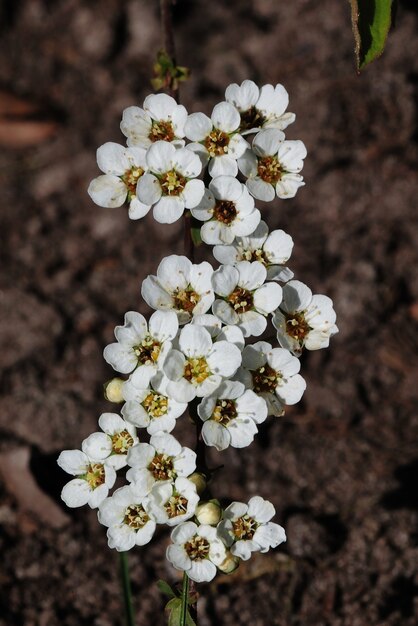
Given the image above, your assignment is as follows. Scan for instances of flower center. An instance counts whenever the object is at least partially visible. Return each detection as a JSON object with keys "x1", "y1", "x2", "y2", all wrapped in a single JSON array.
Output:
[
  {"x1": 122, "y1": 167, "x2": 144, "y2": 198},
  {"x1": 164, "y1": 493, "x2": 189, "y2": 519},
  {"x1": 285, "y1": 311, "x2": 311, "y2": 341},
  {"x1": 213, "y1": 200, "x2": 237, "y2": 225},
  {"x1": 242, "y1": 248, "x2": 270, "y2": 266},
  {"x1": 149, "y1": 120, "x2": 175, "y2": 143},
  {"x1": 184, "y1": 535, "x2": 210, "y2": 561},
  {"x1": 133, "y1": 336, "x2": 161, "y2": 365},
  {"x1": 84, "y1": 463, "x2": 105, "y2": 490},
  {"x1": 124, "y1": 504, "x2": 149, "y2": 529},
  {"x1": 227, "y1": 287, "x2": 254, "y2": 313},
  {"x1": 184, "y1": 357, "x2": 211, "y2": 385},
  {"x1": 160, "y1": 169, "x2": 186, "y2": 196},
  {"x1": 204, "y1": 129, "x2": 230, "y2": 157},
  {"x1": 141, "y1": 392, "x2": 169, "y2": 418},
  {"x1": 252, "y1": 364, "x2": 280, "y2": 394},
  {"x1": 148, "y1": 453, "x2": 176, "y2": 481},
  {"x1": 111, "y1": 430, "x2": 135, "y2": 454},
  {"x1": 232, "y1": 514, "x2": 259, "y2": 540},
  {"x1": 212, "y1": 399, "x2": 237, "y2": 426},
  {"x1": 257, "y1": 156, "x2": 283, "y2": 185},
  {"x1": 173, "y1": 287, "x2": 201, "y2": 313},
  {"x1": 239, "y1": 106, "x2": 266, "y2": 132}
]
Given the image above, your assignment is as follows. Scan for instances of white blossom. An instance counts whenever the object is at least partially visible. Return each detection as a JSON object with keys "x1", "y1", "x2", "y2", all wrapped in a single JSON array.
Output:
[
  {"x1": 81, "y1": 413, "x2": 138, "y2": 470},
  {"x1": 98, "y1": 485, "x2": 156, "y2": 551},
  {"x1": 236, "y1": 341, "x2": 306, "y2": 416},
  {"x1": 225, "y1": 79, "x2": 295, "y2": 134},
  {"x1": 141, "y1": 255, "x2": 214, "y2": 325},
  {"x1": 191, "y1": 314, "x2": 245, "y2": 350},
  {"x1": 57, "y1": 449, "x2": 116, "y2": 509},
  {"x1": 121, "y1": 93, "x2": 187, "y2": 148},
  {"x1": 272, "y1": 280, "x2": 338, "y2": 356},
  {"x1": 103, "y1": 310, "x2": 178, "y2": 375},
  {"x1": 217, "y1": 496, "x2": 286, "y2": 561},
  {"x1": 136, "y1": 141, "x2": 204, "y2": 224},
  {"x1": 198, "y1": 380, "x2": 267, "y2": 451},
  {"x1": 212, "y1": 261, "x2": 282, "y2": 337},
  {"x1": 191, "y1": 176, "x2": 260, "y2": 245},
  {"x1": 163, "y1": 325, "x2": 242, "y2": 403},
  {"x1": 213, "y1": 220, "x2": 294, "y2": 282},
  {"x1": 146, "y1": 477, "x2": 199, "y2": 526},
  {"x1": 185, "y1": 102, "x2": 248, "y2": 177},
  {"x1": 87, "y1": 142, "x2": 151, "y2": 219},
  {"x1": 238, "y1": 129, "x2": 306, "y2": 201},
  {"x1": 166, "y1": 521, "x2": 227, "y2": 582}
]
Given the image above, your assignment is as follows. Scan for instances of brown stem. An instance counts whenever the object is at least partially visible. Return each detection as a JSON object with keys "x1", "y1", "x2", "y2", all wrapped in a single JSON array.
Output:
[{"x1": 160, "y1": 0, "x2": 178, "y2": 101}]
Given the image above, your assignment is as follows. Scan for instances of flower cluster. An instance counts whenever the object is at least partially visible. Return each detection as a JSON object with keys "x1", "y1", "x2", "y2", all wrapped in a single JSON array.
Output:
[{"x1": 60, "y1": 80, "x2": 338, "y2": 584}]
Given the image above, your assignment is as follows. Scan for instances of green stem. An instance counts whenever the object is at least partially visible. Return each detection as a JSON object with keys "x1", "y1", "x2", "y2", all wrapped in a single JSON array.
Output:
[
  {"x1": 119, "y1": 552, "x2": 136, "y2": 626},
  {"x1": 180, "y1": 571, "x2": 190, "y2": 626}
]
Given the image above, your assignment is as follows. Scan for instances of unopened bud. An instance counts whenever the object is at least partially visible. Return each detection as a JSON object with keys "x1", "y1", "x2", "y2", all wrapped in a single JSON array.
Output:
[
  {"x1": 187, "y1": 473, "x2": 207, "y2": 495},
  {"x1": 104, "y1": 378, "x2": 125, "y2": 403},
  {"x1": 195, "y1": 501, "x2": 222, "y2": 526},
  {"x1": 217, "y1": 551, "x2": 240, "y2": 574}
]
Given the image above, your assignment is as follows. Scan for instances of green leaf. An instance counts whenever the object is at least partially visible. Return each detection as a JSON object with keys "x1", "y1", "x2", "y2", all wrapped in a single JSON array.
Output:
[
  {"x1": 166, "y1": 598, "x2": 182, "y2": 626},
  {"x1": 157, "y1": 579, "x2": 177, "y2": 600},
  {"x1": 350, "y1": 0, "x2": 395, "y2": 71},
  {"x1": 185, "y1": 609, "x2": 197, "y2": 626}
]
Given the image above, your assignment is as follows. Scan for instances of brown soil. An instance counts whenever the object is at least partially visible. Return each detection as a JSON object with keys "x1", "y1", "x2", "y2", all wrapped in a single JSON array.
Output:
[{"x1": 1, "y1": 1, "x2": 418, "y2": 625}]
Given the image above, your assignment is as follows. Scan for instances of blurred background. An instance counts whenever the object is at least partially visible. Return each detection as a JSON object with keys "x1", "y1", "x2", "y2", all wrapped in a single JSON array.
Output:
[{"x1": 1, "y1": 1, "x2": 418, "y2": 624}]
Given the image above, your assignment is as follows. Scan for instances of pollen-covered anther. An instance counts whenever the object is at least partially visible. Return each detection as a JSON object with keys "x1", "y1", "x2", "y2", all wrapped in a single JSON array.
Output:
[
  {"x1": 227, "y1": 287, "x2": 254, "y2": 313},
  {"x1": 160, "y1": 169, "x2": 187, "y2": 196},
  {"x1": 122, "y1": 167, "x2": 144, "y2": 197},
  {"x1": 257, "y1": 155, "x2": 283, "y2": 185},
  {"x1": 204, "y1": 129, "x2": 230, "y2": 158},
  {"x1": 213, "y1": 200, "x2": 237, "y2": 225},
  {"x1": 252, "y1": 364, "x2": 280, "y2": 394},
  {"x1": 148, "y1": 453, "x2": 176, "y2": 481},
  {"x1": 84, "y1": 463, "x2": 106, "y2": 490},
  {"x1": 184, "y1": 535, "x2": 210, "y2": 561},
  {"x1": 133, "y1": 336, "x2": 161, "y2": 365},
  {"x1": 285, "y1": 311, "x2": 312, "y2": 341},
  {"x1": 173, "y1": 287, "x2": 201, "y2": 313},
  {"x1": 111, "y1": 430, "x2": 135, "y2": 454},
  {"x1": 232, "y1": 514, "x2": 259, "y2": 540},
  {"x1": 243, "y1": 248, "x2": 269, "y2": 265},
  {"x1": 184, "y1": 357, "x2": 211, "y2": 385},
  {"x1": 141, "y1": 392, "x2": 169, "y2": 418},
  {"x1": 123, "y1": 504, "x2": 150, "y2": 529},
  {"x1": 164, "y1": 494, "x2": 189, "y2": 519},
  {"x1": 149, "y1": 120, "x2": 175, "y2": 143},
  {"x1": 212, "y1": 399, "x2": 237, "y2": 426},
  {"x1": 239, "y1": 106, "x2": 266, "y2": 131}
]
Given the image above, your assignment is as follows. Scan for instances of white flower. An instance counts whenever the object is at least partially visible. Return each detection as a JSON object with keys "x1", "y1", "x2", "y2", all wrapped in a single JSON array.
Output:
[
  {"x1": 238, "y1": 129, "x2": 306, "y2": 201},
  {"x1": 121, "y1": 93, "x2": 187, "y2": 148},
  {"x1": 81, "y1": 413, "x2": 139, "y2": 470},
  {"x1": 141, "y1": 255, "x2": 214, "y2": 325},
  {"x1": 225, "y1": 79, "x2": 295, "y2": 134},
  {"x1": 103, "y1": 310, "x2": 178, "y2": 375},
  {"x1": 198, "y1": 380, "x2": 267, "y2": 451},
  {"x1": 57, "y1": 449, "x2": 116, "y2": 508},
  {"x1": 217, "y1": 496, "x2": 286, "y2": 561},
  {"x1": 272, "y1": 280, "x2": 338, "y2": 356},
  {"x1": 191, "y1": 176, "x2": 260, "y2": 245},
  {"x1": 146, "y1": 477, "x2": 199, "y2": 526},
  {"x1": 191, "y1": 314, "x2": 245, "y2": 350},
  {"x1": 163, "y1": 325, "x2": 242, "y2": 403},
  {"x1": 166, "y1": 521, "x2": 227, "y2": 582},
  {"x1": 213, "y1": 220, "x2": 294, "y2": 282},
  {"x1": 212, "y1": 261, "x2": 282, "y2": 337},
  {"x1": 184, "y1": 102, "x2": 248, "y2": 177},
  {"x1": 126, "y1": 432, "x2": 196, "y2": 492},
  {"x1": 136, "y1": 141, "x2": 204, "y2": 224},
  {"x1": 236, "y1": 341, "x2": 306, "y2": 416},
  {"x1": 122, "y1": 369, "x2": 187, "y2": 435},
  {"x1": 87, "y1": 142, "x2": 151, "y2": 220},
  {"x1": 98, "y1": 485, "x2": 156, "y2": 551}
]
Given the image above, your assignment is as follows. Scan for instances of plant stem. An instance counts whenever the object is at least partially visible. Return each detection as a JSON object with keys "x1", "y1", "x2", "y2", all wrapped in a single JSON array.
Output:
[
  {"x1": 119, "y1": 552, "x2": 136, "y2": 626},
  {"x1": 180, "y1": 571, "x2": 190, "y2": 625},
  {"x1": 160, "y1": 0, "x2": 178, "y2": 100}
]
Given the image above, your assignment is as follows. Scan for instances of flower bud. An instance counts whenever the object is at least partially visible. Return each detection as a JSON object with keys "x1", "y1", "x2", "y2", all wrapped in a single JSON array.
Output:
[
  {"x1": 104, "y1": 378, "x2": 125, "y2": 403},
  {"x1": 187, "y1": 472, "x2": 207, "y2": 495},
  {"x1": 217, "y1": 551, "x2": 240, "y2": 574},
  {"x1": 195, "y1": 501, "x2": 222, "y2": 526}
]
